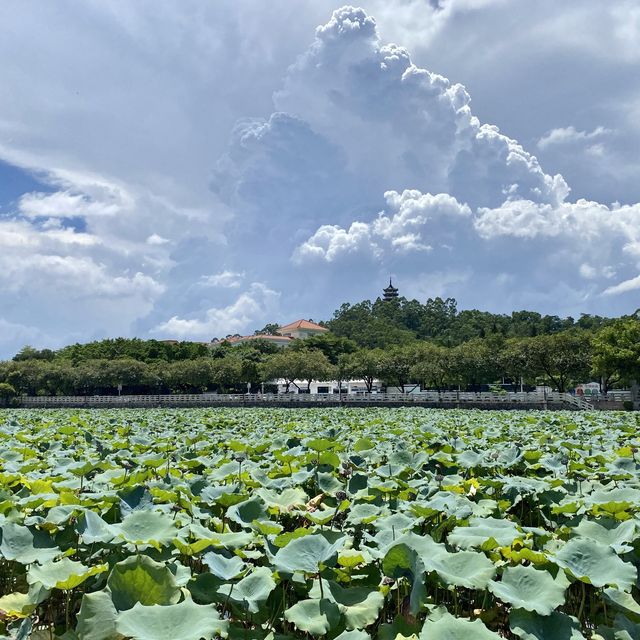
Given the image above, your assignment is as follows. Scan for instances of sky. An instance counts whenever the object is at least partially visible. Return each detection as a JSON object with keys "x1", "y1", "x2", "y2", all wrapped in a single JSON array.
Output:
[{"x1": 1, "y1": 0, "x2": 640, "y2": 357}]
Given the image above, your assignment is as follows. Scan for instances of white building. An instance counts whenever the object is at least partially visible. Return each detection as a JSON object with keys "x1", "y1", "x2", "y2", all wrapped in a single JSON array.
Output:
[{"x1": 276, "y1": 379, "x2": 382, "y2": 394}]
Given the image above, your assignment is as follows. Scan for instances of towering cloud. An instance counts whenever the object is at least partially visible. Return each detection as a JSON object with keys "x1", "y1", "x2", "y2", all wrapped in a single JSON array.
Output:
[
  {"x1": 0, "y1": 3, "x2": 639, "y2": 354},
  {"x1": 213, "y1": 6, "x2": 640, "y2": 317}
]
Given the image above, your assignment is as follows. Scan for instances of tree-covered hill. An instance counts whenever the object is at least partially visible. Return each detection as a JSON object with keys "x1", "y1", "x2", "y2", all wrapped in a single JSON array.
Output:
[{"x1": 326, "y1": 296, "x2": 615, "y2": 348}]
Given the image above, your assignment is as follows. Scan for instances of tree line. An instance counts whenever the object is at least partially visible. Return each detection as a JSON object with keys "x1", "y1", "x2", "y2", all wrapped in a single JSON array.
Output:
[
  {"x1": 1, "y1": 315, "x2": 639, "y2": 398},
  {"x1": 326, "y1": 296, "x2": 612, "y2": 348}
]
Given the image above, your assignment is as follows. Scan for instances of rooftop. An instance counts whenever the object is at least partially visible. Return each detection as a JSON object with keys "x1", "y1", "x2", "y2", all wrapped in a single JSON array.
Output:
[{"x1": 278, "y1": 319, "x2": 328, "y2": 332}]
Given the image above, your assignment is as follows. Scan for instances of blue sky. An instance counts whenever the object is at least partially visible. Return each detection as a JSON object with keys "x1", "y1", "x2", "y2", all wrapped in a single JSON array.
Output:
[{"x1": 1, "y1": 1, "x2": 639, "y2": 356}]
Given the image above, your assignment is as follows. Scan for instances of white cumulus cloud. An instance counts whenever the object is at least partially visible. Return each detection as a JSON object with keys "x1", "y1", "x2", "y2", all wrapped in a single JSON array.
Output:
[
  {"x1": 603, "y1": 275, "x2": 640, "y2": 296},
  {"x1": 538, "y1": 125, "x2": 612, "y2": 150},
  {"x1": 199, "y1": 270, "x2": 245, "y2": 288},
  {"x1": 153, "y1": 283, "x2": 280, "y2": 339}
]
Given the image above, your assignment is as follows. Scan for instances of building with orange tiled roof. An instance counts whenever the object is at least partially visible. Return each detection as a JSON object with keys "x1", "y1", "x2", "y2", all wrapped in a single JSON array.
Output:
[
  {"x1": 210, "y1": 319, "x2": 328, "y2": 348},
  {"x1": 278, "y1": 319, "x2": 329, "y2": 340}
]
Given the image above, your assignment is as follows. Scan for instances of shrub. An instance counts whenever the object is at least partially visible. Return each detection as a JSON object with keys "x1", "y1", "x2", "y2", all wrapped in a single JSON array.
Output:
[{"x1": 0, "y1": 382, "x2": 17, "y2": 406}]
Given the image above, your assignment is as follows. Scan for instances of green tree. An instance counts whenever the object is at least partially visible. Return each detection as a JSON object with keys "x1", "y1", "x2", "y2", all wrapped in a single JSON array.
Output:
[
  {"x1": 592, "y1": 319, "x2": 640, "y2": 392},
  {"x1": 499, "y1": 338, "x2": 537, "y2": 389},
  {"x1": 211, "y1": 357, "x2": 244, "y2": 391},
  {"x1": 377, "y1": 345, "x2": 416, "y2": 391},
  {"x1": 260, "y1": 349, "x2": 333, "y2": 393},
  {"x1": 254, "y1": 323, "x2": 282, "y2": 336},
  {"x1": 448, "y1": 338, "x2": 501, "y2": 390},
  {"x1": 290, "y1": 332, "x2": 357, "y2": 364},
  {"x1": 260, "y1": 350, "x2": 305, "y2": 393},
  {"x1": 105, "y1": 359, "x2": 157, "y2": 393},
  {"x1": 524, "y1": 332, "x2": 592, "y2": 392},
  {"x1": 0, "y1": 382, "x2": 17, "y2": 406},
  {"x1": 161, "y1": 359, "x2": 214, "y2": 393},
  {"x1": 5, "y1": 360, "x2": 51, "y2": 395},
  {"x1": 341, "y1": 349, "x2": 384, "y2": 393},
  {"x1": 13, "y1": 346, "x2": 56, "y2": 361},
  {"x1": 410, "y1": 342, "x2": 454, "y2": 390}
]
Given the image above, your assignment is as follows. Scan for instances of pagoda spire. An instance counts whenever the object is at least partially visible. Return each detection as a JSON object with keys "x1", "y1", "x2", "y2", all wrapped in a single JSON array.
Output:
[{"x1": 383, "y1": 278, "x2": 399, "y2": 301}]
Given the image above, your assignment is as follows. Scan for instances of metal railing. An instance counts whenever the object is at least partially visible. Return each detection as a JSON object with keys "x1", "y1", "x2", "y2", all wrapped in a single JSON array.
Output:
[{"x1": 16, "y1": 391, "x2": 595, "y2": 409}]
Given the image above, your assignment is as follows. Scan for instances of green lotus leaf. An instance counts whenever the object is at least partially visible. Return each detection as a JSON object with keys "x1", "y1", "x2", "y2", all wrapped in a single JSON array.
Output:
[
  {"x1": 0, "y1": 583, "x2": 49, "y2": 619},
  {"x1": 119, "y1": 486, "x2": 154, "y2": 515},
  {"x1": 0, "y1": 522, "x2": 60, "y2": 564},
  {"x1": 448, "y1": 517, "x2": 521, "y2": 549},
  {"x1": 509, "y1": 609, "x2": 586, "y2": 640},
  {"x1": 225, "y1": 623, "x2": 277, "y2": 640},
  {"x1": 379, "y1": 531, "x2": 446, "y2": 563},
  {"x1": 226, "y1": 496, "x2": 268, "y2": 527},
  {"x1": 553, "y1": 538, "x2": 637, "y2": 590},
  {"x1": 419, "y1": 609, "x2": 501, "y2": 639},
  {"x1": 188, "y1": 572, "x2": 223, "y2": 605},
  {"x1": 272, "y1": 526, "x2": 313, "y2": 548},
  {"x1": 25, "y1": 504, "x2": 78, "y2": 527},
  {"x1": 428, "y1": 550, "x2": 496, "y2": 590},
  {"x1": 275, "y1": 533, "x2": 345, "y2": 573},
  {"x1": 595, "y1": 613, "x2": 640, "y2": 640},
  {"x1": 319, "y1": 451, "x2": 341, "y2": 469},
  {"x1": 353, "y1": 438, "x2": 375, "y2": 452},
  {"x1": 587, "y1": 487, "x2": 640, "y2": 512},
  {"x1": 457, "y1": 450, "x2": 485, "y2": 468},
  {"x1": 188, "y1": 528, "x2": 255, "y2": 550},
  {"x1": 115, "y1": 597, "x2": 229, "y2": 640},
  {"x1": 306, "y1": 438, "x2": 338, "y2": 452},
  {"x1": 307, "y1": 505, "x2": 340, "y2": 526},
  {"x1": 217, "y1": 567, "x2": 276, "y2": 613},
  {"x1": 603, "y1": 588, "x2": 640, "y2": 617},
  {"x1": 203, "y1": 551, "x2": 246, "y2": 580},
  {"x1": 378, "y1": 616, "x2": 420, "y2": 640},
  {"x1": 284, "y1": 598, "x2": 341, "y2": 636},
  {"x1": 348, "y1": 473, "x2": 369, "y2": 494},
  {"x1": 76, "y1": 509, "x2": 117, "y2": 544},
  {"x1": 374, "y1": 512, "x2": 417, "y2": 532},
  {"x1": 309, "y1": 580, "x2": 384, "y2": 630},
  {"x1": 335, "y1": 631, "x2": 371, "y2": 640},
  {"x1": 199, "y1": 483, "x2": 246, "y2": 505},
  {"x1": 488, "y1": 565, "x2": 567, "y2": 615},
  {"x1": 253, "y1": 519, "x2": 285, "y2": 535},
  {"x1": 571, "y1": 518, "x2": 638, "y2": 553},
  {"x1": 382, "y1": 543, "x2": 426, "y2": 615},
  {"x1": 208, "y1": 461, "x2": 244, "y2": 482},
  {"x1": 107, "y1": 554, "x2": 181, "y2": 611},
  {"x1": 255, "y1": 487, "x2": 308, "y2": 510},
  {"x1": 421, "y1": 492, "x2": 475, "y2": 519},
  {"x1": 347, "y1": 503, "x2": 383, "y2": 525},
  {"x1": 76, "y1": 589, "x2": 119, "y2": 640},
  {"x1": 114, "y1": 510, "x2": 177, "y2": 548},
  {"x1": 318, "y1": 472, "x2": 343, "y2": 493},
  {"x1": 27, "y1": 557, "x2": 106, "y2": 590},
  {"x1": 338, "y1": 548, "x2": 371, "y2": 569}
]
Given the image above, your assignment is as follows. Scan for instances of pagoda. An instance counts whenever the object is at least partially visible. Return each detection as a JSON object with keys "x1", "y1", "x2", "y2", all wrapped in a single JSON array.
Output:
[{"x1": 383, "y1": 278, "x2": 399, "y2": 301}]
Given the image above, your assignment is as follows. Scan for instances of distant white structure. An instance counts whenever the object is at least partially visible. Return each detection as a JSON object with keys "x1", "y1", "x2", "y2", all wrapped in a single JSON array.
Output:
[
  {"x1": 575, "y1": 381, "x2": 601, "y2": 396},
  {"x1": 276, "y1": 379, "x2": 382, "y2": 394}
]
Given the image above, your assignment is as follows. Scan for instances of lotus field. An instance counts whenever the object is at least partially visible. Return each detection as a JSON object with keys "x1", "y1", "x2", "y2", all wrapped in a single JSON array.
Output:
[{"x1": 1, "y1": 408, "x2": 640, "y2": 639}]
